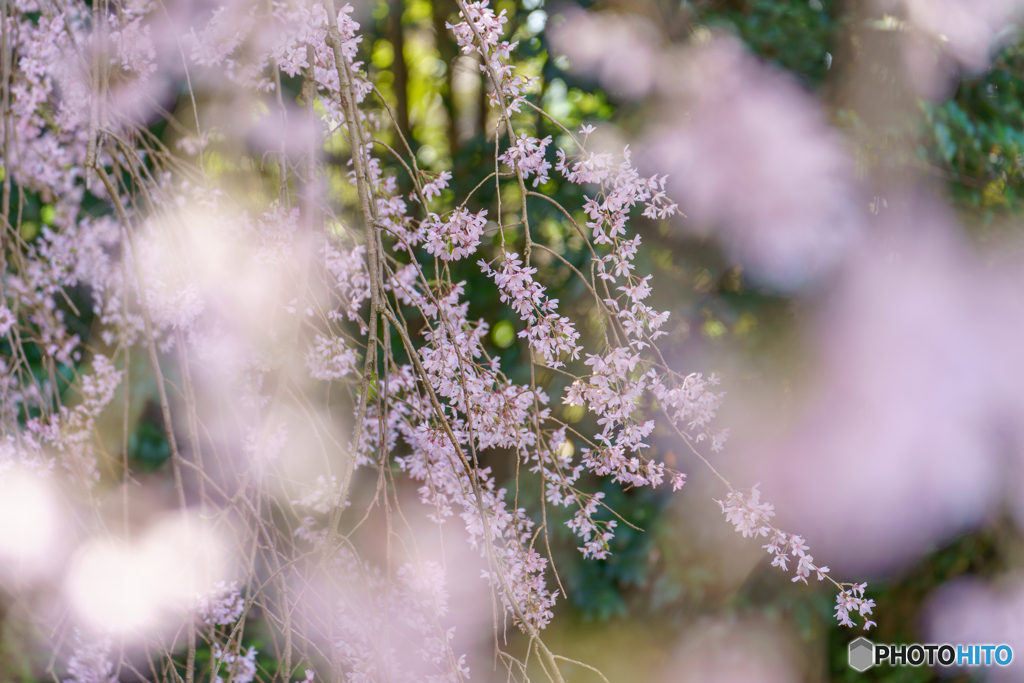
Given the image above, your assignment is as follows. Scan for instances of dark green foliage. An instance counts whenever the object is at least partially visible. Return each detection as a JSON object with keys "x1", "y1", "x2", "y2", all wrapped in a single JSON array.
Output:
[
  {"x1": 128, "y1": 399, "x2": 171, "y2": 472},
  {"x1": 702, "y1": 0, "x2": 839, "y2": 89},
  {"x1": 919, "y1": 45, "x2": 1024, "y2": 214}
]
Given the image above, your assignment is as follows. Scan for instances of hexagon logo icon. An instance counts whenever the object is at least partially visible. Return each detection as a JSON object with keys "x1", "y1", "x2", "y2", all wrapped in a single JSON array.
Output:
[{"x1": 849, "y1": 637, "x2": 874, "y2": 672}]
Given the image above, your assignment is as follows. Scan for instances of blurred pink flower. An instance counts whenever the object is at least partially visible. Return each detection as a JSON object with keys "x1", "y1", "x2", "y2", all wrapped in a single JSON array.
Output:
[
  {"x1": 549, "y1": 8, "x2": 661, "y2": 98},
  {"x1": 924, "y1": 577, "x2": 1024, "y2": 679},
  {"x1": 907, "y1": 0, "x2": 1021, "y2": 70},
  {"x1": 660, "y1": 617, "x2": 800, "y2": 683},
  {"x1": 882, "y1": 0, "x2": 1024, "y2": 96},
  {"x1": 642, "y1": 37, "x2": 863, "y2": 290},
  {"x1": 745, "y1": 200, "x2": 1003, "y2": 574}
]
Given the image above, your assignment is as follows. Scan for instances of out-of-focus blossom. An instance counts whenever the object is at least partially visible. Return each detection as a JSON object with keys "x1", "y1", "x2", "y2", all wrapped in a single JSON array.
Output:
[
  {"x1": 660, "y1": 617, "x2": 799, "y2": 683},
  {"x1": 252, "y1": 205, "x2": 299, "y2": 265},
  {"x1": 243, "y1": 422, "x2": 289, "y2": 463},
  {"x1": 0, "y1": 471, "x2": 63, "y2": 579},
  {"x1": 63, "y1": 631, "x2": 116, "y2": 683},
  {"x1": 642, "y1": 37, "x2": 863, "y2": 290},
  {"x1": 925, "y1": 577, "x2": 1024, "y2": 680},
  {"x1": 66, "y1": 513, "x2": 235, "y2": 634},
  {"x1": 882, "y1": 0, "x2": 1024, "y2": 96},
  {"x1": 196, "y1": 581, "x2": 245, "y2": 626},
  {"x1": 980, "y1": 256, "x2": 1024, "y2": 531},
  {"x1": 291, "y1": 547, "x2": 471, "y2": 681},
  {"x1": 305, "y1": 334, "x2": 358, "y2": 381},
  {"x1": 244, "y1": 101, "x2": 322, "y2": 160},
  {"x1": 747, "y1": 201, "x2": 1002, "y2": 574},
  {"x1": 549, "y1": 8, "x2": 661, "y2": 98},
  {"x1": 0, "y1": 306, "x2": 15, "y2": 336},
  {"x1": 189, "y1": 4, "x2": 257, "y2": 68}
]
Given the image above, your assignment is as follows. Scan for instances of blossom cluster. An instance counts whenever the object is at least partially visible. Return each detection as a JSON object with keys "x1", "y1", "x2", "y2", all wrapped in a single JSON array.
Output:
[
  {"x1": 480, "y1": 253, "x2": 582, "y2": 367},
  {"x1": 718, "y1": 486, "x2": 876, "y2": 630},
  {"x1": 424, "y1": 208, "x2": 488, "y2": 261},
  {"x1": 196, "y1": 581, "x2": 246, "y2": 627}
]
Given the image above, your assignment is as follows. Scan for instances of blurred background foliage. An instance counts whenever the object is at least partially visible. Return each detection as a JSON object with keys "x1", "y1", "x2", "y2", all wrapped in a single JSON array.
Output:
[{"x1": 8, "y1": 0, "x2": 1023, "y2": 679}]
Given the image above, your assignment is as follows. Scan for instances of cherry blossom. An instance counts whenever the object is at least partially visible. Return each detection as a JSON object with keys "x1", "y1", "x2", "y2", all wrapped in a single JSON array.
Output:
[
  {"x1": 424, "y1": 208, "x2": 488, "y2": 261},
  {"x1": 196, "y1": 581, "x2": 246, "y2": 626}
]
